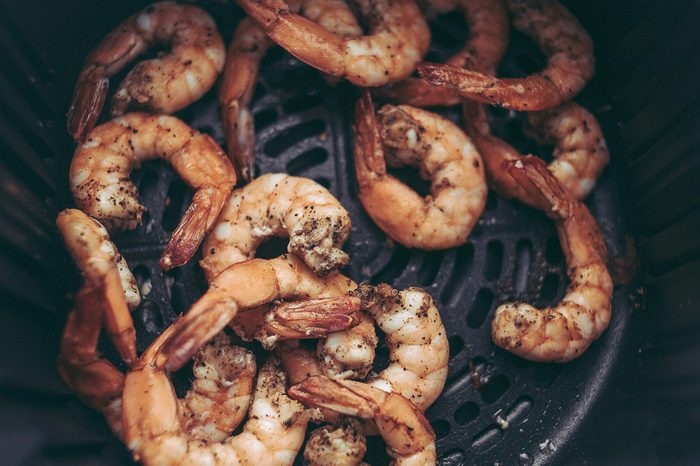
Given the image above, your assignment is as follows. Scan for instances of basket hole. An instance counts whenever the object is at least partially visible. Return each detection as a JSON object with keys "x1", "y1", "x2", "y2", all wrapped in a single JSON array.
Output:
[
  {"x1": 161, "y1": 180, "x2": 187, "y2": 232},
  {"x1": 481, "y1": 374, "x2": 510, "y2": 404},
  {"x1": 140, "y1": 301, "x2": 163, "y2": 334},
  {"x1": 388, "y1": 166, "x2": 431, "y2": 197},
  {"x1": 314, "y1": 177, "x2": 331, "y2": 189},
  {"x1": 483, "y1": 240, "x2": 503, "y2": 280},
  {"x1": 471, "y1": 425, "x2": 504, "y2": 453},
  {"x1": 513, "y1": 239, "x2": 533, "y2": 292},
  {"x1": 440, "y1": 243, "x2": 474, "y2": 304},
  {"x1": 534, "y1": 364, "x2": 562, "y2": 388},
  {"x1": 545, "y1": 235, "x2": 564, "y2": 264},
  {"x1": 282, "y1": 92, "x2": 324, "y2": 114},
  {"x1": 417, "y1": 250, "x2": 445, "y2": 286},
  {"x1": 438, "y1": 448, "x2": 465, "y2": 466},
  {"x1": 506, "y1": 396, "x2": 534, "y2": 425},
  {"x1": 138, "y1": 171, "x2": 159, "y2": 199},
  {"x1": 251, "y1": 82, "x2": 267, "y2": 101},
  {"x1": 467, "y1": 288, "x2": 494, "y2": 329},
  {"x1": 541, "y1": 273, "x2": 561, "y2": 302},
  {"x1": 484, "y1": 190, "x2": 498, "y2": 211},
  {"x1": 372, "y1": 246, "x2": 411, "y2": 285},
  {"x1": 133, "y1": 265, "x2": 152, "y2": 297},
  {"x1": 448, "y1": 335, "x2": 464, "y2": 359},
  {"x1": 255, "y1": 236, "x2": 289, "y2": 260},
  {"x1": 254, "y1": 108, "x2": 277, "y2": 130},
  {"x1": 286, "y1": 147, "x2": 329, "y2": 175},
  {"x1": 264, "y1": 119, "x2": 326, "y2": 158},
  {"x1": 430, "y1": 419, "x2": 451, "y2": 441},
  {"x1": 454, "y1": 401, "x2": 479, "y2": 425}
]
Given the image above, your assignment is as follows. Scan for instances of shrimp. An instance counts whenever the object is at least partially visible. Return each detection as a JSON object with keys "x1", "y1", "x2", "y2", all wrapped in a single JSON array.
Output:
[
  {"x1": 317, "y1": 312, "x2": 378, "y2": 380},
  {"x1": 491, "y1": 156, "x2": 612, "y2": 362},
  {"x1": 304, "y1": 417, "x2": 368, "y2": 466},
  {"x1": 376, "y1": 0, "x2": 509, "y2": 107},
  {"x1": 67, "y1": 2, "x2": 225, "y2": 142},
  {"x1": 56, "y1": 209, "x2": 139, "y2": 365},
  {"x1": 302, "y1": 0, "x2": 363, "y2": 39},
  {"x1": 235, "y1": 0, "x2": 430, "y2": 87},
  {"x1": 463, "y1": 100, "x2": 608, "y2": 203},
  {"x1": 200, "y1": 174, "x2": 350, "y2": 281},
  {"x1": 69, "y1": 113, "x2": 237, "y2": 270},
  {"x1": 124, "y1": 333, "x2": 307, "y2": 466},
  {"x1": 290, "y1": 377, "x2": 436, "y2": 466},
  {"x1": 419, "y1": 0, "x2": 595, "y2": 111},
  {"x1": 354, "y1": 91, "x2": 487, "y2": 249}
]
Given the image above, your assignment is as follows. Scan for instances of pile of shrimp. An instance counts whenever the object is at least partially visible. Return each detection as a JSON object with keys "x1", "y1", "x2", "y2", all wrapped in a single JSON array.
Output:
[{"x1": 55, "y1": 0, "x2": 616, "y2": 464}]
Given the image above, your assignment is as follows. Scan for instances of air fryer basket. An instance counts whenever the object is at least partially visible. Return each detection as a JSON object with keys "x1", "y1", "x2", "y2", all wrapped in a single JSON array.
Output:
[{"x1": 1, "y1": 0, "x2": 698, "y2": 465}]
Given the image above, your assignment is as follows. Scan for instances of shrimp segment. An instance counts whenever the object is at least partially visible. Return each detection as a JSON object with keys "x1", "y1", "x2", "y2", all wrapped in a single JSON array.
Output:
[
  {"x1": 463, "y1": 101, "x2": 608, "y2": 203},
  {"x1": 70, "y1": 113, "x2": 236, "y2": 270},
  {"x1": 57, "y1": 209, "x2": 139, "y2": 365},
  {"x1": 419, "y1": 0, "x2": 595, "y2": 110},
  {"x1": 290, "y1": 377, "x2": 436, "y2": 466},
  {"x1": 236, "y1": 0, "x2": 430, "y2": 86},
  {"x1": 376, "y1": 0, "x2": 509, "y2": 107},
  {"x1": 354, "y1": 91, "x2": 486, "y2": 249},
  {"x1": 200, "y1": 174, "x2": 350, "y2": 280},
  {"x1": 317, "y1": 312, "x2": 378, "y2": 380},
  {"x1": 302, "y1": 0, "x2": 363, "y2": 39},
  {"x1": 304, "y1": 417, "x2": 367, "y2": 466},
  {"x1": 491, "y1": 156, "x2": 612, "y2": 362},
  {"x1": 67, "y1": 1, "x2": 225, "y2": 142}
]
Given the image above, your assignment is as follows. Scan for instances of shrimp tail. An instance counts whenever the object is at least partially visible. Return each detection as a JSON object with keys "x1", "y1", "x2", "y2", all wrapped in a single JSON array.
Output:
[
  {"x1": 462, "y1": 99, "x2": 491, "y2": 138},
  {"x1": 95, "y1": 267, "x2": 137, "y2": 366},
  {"x1": 256, "y1": 296, "x2": 362, "y2": 348},
  {"x1": 160, "y1": 186, "x2": 229, "y2": 270},
  {"x1": 289, "y1": 376, "x2": 375, "y2": 418},
  {"x1": 222, "y1": 101, "x2": 255, "y2": 183},
  {"x1": 373, "y1": 78, "x2": 461, "y2": 108},
  {"x1": 67, "y1": 66, "x2": 109, "y2": 142},
  {"x1": 353, "y1": 91, "x2": 386, "y2": 185}
]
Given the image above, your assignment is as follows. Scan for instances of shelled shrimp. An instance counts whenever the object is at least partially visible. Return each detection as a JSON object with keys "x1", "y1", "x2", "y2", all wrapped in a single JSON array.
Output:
[
  {"x1": 377, "y1": 0, "x2": 509, "y2": 107},
  {"x1": 57, "y1": 209, "x2": 139, "y2": 365},
  {"x1": 302, "y1": 0, "x2": 363, "y2": 39},
  {"x1": 67, "y1": 1, "x2": 225, "y2": 142},
  {"x1": 354, "y1": 91, "x2": 486, "y2": 249},
  {"x1": 317, "y1": 312, "x2": 378, "y2": 380},
  {"x1": 290, "y1": 377, "x2": 436, "y2": 466},
  {"x1": 235, "y1": 0, "x2": 430, "y2": 86},
  {"x1": 200, "y1": 174, "x2": 351, "y2": 280},
  {"x1": 70, "y1": 113, "x2": 236, "y2": 270},
  {"x1": 463, "y1": 100, "x2": 608, "y2": 203},
  {"x1": 124, "y1": 331, "x2": 307, "y2": 466},
  {"x1": 491, "y1": 156, "x2": 612, "y2": 362},
  {"x1": 419, "y1": 0, "x2": 595, "y2": 110},
  {"x1": 304, "y1": 417, "x2": 368, "y2": 466}
]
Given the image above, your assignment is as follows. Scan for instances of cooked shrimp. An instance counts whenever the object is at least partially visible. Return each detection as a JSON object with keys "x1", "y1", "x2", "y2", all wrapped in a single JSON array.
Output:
[
  {"x1": 67, "y1": 1, "x2": 225, "y2": 142},
  {"x1": 124, "y1": 336, "x2": 307, "y2": 466},
  {"x1": 491, "y1": 156, "x2": 612, "y2": 362},
  {"x1": 290, "y1": 377, "x2": 436, "y2": 466},
  {"x1": 70, "y1": 113, "x2": 236, "y2": 270},
  {"x1": 317, "y1": 312, "x2": 378, "y2": 380},
  {"x1": 57, "y1": 209, "x2": 139, "y2": 365},
  {"x1": 236, "y1": 0, "x2": 430, "y2": 86},
  {"x1": 161, "y1": 254, "x2": 356, "y2": 372},
  {"x1": 419, "y1": 0, "x2": 595, "y2": 110},
  {"x1": 305, "y1": 417, "x2": 368, "y2": 466},
  {"x1": 354, "y1": 91, "x2": 486, "y2": 249},
  {"x1": 463, "y1": 100, "x2": 608, "y2": 203},
  {"x1": 376, "y1": 0, "x2": 509, "y2": 107},
  {"x1": 302, "y1": 0, "x2": 363, "y2": 39},
  {"x1": 200, "y1": 173, "x2": 350, "y2": 280}
]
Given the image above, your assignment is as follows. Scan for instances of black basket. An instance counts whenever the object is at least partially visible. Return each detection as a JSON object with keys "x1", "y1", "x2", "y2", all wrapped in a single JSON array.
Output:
[{"x1": 0, "y1": 0, "x2": 698, "y2": 465}]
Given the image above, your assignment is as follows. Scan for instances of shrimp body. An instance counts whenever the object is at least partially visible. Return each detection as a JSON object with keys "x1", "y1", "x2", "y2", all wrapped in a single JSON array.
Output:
[
  {"x1": 70, "y1": 113, "x2": 236, "y2": 270},
  {"x1": 317, "y1": 312, "x2": 378, "y2": 380},
  {"x1": 290, "y1": 377, "x2": 436, "y2": 466},
  {"x1": 67, "y1": 1, "x2": 225, "y2": 142},
  {"x1": 304, "y1": 417, "x2": 368, "y2": 466},
  {"x1": 463, "y1": 101, "x2": 608, "y2": 203},
  {"x1": 236, "y1": 0, "x2": 430, "y2": 86},
  {"x1": 57, "y1": 209, "x2": 139, "y2": 365},
  {"x1": 302, "y1": 0, "x2": 363, "y2": 39},
  {"x1": 354, "y1": 92, "x2": 486, "y2": 249},
  {"x1": 200, "y1": 174, "x2": 351, "y2": 280},
  {"x1": 377, "y1": 0, "x2": 509, "y2": 107},
  {"x1": 419, "y1": 0, "x2": 594, "y2": 110},
  {"x1": 491, "y1": 156, "x2": 612, "y2": 362}
]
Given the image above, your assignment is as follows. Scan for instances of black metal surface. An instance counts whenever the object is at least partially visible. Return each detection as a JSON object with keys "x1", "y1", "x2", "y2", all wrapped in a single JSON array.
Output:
[{"x1": 0, "y1": 0, "x2": 698, "y2": 465}]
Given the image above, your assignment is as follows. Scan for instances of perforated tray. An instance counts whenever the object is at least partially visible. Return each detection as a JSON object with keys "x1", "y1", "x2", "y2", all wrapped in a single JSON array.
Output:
[{"x1": 99, "y1": 7, "x2": 635, "y2": 466}]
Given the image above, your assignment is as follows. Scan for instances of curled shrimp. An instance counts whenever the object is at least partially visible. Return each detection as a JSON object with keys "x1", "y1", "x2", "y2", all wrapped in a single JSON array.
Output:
[
  {"x1": 376, "y1": 0, "x2": 509, "y2": 107},
  {"x1": 419, "y1": 0, "x2": 595, "y2": 110},
  {"x1": 354, "y1": 91, "x2": 486, "y2": 249},
  {"x1": 235, "y1": 0, "x2": 430, "y2": 86},
  {"x1": 124, "y1": 331, "x2": 305, "y2": 466},
  {"x1": 491, "y1": 156, "x2": 612, "y2": 362},
  {"x1": 317, "y1": 312, "x2": 378, "y2": 380},
  {"x1": 463, "y1": 100, "x2": 608, "y2": 203},
  {"x1": 200, "y1": 174, "x2": 351, "y2": 280},
  {"x1": 57, "y1": 209, "x2": 139, "y2": 365},
  {"x1": 290, "y1": 377, "x2": 436, "y2": 466},
  {"x1": 304, "y1": 416, "x2": 368, "y2": 466},
  {"x1": 70, "y1": 113, "x2": 237, "y2": 270},
  {"x1": 302, "y1": 0, "x2": 363, "y2": 39},
  {"x1": 67, "y1": 1, "x2": 225, "y2": 142}
]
